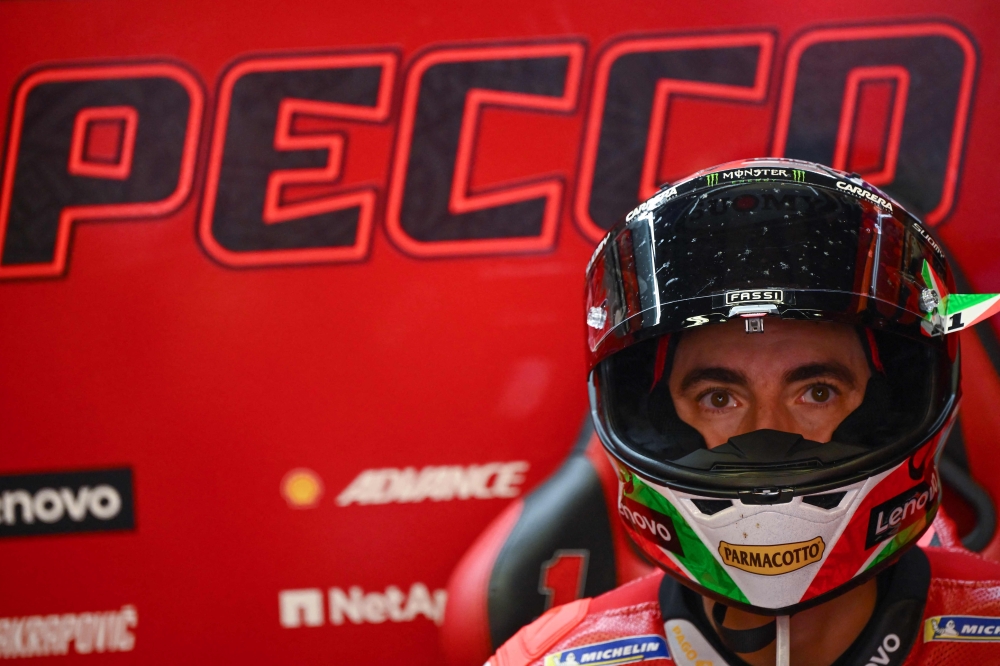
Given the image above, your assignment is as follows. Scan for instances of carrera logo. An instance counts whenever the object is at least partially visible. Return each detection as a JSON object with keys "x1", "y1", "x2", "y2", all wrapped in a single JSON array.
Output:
[
  {"x1": 865, "y1": 481, "x2": 938, "y2": 550},
  {"x1": 836, "y1": 180, "x2": 894, "y2": 212},
  {"x1": 619, "y1": 496, "x2": 683, "y2": 555},
  {"x1": 719, "y1": 536, "x2": 825, "y2": 575},
  {"x1": 0, "y1": 468, "x2": 134, "y2": 538},
  {"x1": 724, "y1": 289, "x2": 784, "y2": 306}
]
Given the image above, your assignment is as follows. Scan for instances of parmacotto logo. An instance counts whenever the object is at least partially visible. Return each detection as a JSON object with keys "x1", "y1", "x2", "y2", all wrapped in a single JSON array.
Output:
[{"x1": 719, "y1": 536, "x2": 825, "y2": 575}]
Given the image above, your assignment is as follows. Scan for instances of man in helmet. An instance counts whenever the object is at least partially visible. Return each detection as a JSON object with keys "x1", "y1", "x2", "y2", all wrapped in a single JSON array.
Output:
[{"x1": 487, "y1": 159, "x2": 1000, "y2": 666}]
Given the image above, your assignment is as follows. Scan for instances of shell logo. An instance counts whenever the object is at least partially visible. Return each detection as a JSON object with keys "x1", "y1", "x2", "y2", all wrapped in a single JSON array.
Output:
[{"x1": 281, "y1": 468, "x2": 324, "y2": 509}]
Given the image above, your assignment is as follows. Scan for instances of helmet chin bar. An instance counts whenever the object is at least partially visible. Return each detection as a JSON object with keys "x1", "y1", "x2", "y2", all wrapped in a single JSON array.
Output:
[{"x1": 671, "y1": 430, "x2": 868, "y2": 504}]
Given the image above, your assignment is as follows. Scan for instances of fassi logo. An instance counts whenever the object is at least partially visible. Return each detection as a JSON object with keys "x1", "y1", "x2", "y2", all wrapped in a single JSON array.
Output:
[
  {"x1": 0, "y1": 468, "x2": 134, "y2": 538},
  {"x1": 724, "y1": 289, "x2": 784, "y2": 306}
]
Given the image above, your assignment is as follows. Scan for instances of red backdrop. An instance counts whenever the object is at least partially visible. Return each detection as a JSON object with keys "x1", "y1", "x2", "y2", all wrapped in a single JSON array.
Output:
[{"x1": 0, "y1": 0, "x2": 998, "y2": 663}]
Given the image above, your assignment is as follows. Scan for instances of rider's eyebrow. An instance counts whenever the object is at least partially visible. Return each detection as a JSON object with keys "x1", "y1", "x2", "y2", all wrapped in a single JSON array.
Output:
[
  {"x1": 783, "y1": 362, "x2": 857, "y2": 387},
  {"x1": 679, "y1": 367, "x2": 749, "y2": 392}
]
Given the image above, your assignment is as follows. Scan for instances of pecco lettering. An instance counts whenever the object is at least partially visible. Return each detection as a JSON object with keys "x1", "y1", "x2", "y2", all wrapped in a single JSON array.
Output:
[
  {"x1": 0, "y1": 28, "x2": 975, "y2": 279},
  {"x1": 719, "y1": 537, "x2": 825, "y2": 575}
]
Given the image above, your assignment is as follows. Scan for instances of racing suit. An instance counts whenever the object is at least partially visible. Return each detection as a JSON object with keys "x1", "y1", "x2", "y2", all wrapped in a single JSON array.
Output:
[{"x1": 488, "y1": 515, "x2": 1000, "y2": 666}]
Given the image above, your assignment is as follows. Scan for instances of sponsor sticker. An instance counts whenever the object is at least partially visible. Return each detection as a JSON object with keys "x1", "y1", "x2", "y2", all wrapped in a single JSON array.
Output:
[
  {"x1": 619, "y1": 496, "x2": 683, "y2": 555},
  {"x1": 724, "y1": 289, "x2": 784, "y2": 306},
  {"x1": 0, "y1": 605, "x2": 137, "y2": 658},
  {"x1": 835, "y1": 180, "x2": 894, "y2": 212},
  {"x1": 0, "y1": 468, "x2": 134, "y2": 538},
  {"x1": 718, "y1": 536, "x2": 825, "y2": 575},
  {"x1": 865, "y1": 481, "x2": 938, "y2": 550},
  {"x1": 720, "y1": 168, "x2": 790, "y2": 181},
  {"x1": 335, "y1": 461, "x2": 528, "y2": 505},
  {"x1": 543, "y1": 635, "x2": 669, "y2": 666},
  {"x1": 279, "y1": 583, "x2": 447, "y2": 628},
  {"x1": 625, "y1": 186, "x2": 678, "y2": 222},
  {"x1": 664, "y1": 619, "x2": 726, "y2": 665},
  {"x1": 924, "y1": 615, "x2": 1000, "y2": 642}
]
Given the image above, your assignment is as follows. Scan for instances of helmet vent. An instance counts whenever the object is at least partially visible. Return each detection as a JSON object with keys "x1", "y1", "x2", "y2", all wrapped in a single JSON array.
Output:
[
  {"x1": 691, "y1": 499, "x2": 733, "y2": 515},
  {"x1": 709, "y1": 459, "x2": 823, "y2": 472},
  {"x1": 801, "y1": 492, "x2": 847, "y2": 509}
]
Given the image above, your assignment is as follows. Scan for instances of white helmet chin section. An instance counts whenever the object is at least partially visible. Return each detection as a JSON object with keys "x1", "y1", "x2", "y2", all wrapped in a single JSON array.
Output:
[{"x1": 649, "y1": 473, "x2": 886, "y2": 611}]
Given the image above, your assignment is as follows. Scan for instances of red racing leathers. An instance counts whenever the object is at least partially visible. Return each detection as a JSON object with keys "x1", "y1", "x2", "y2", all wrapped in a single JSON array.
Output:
[{"x1": 488, "y1": 515, "x2": 1000, "y2": 666}]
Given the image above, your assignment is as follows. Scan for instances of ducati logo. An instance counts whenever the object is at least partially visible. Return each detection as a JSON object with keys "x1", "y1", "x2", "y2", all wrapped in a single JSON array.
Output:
[{"x1": 719, "y1": 536, "x2": 825, "y2": 575}]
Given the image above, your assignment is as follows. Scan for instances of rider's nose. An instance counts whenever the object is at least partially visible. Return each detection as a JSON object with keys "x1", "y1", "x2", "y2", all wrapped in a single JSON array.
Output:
[{"x1": 741, "y1": 401, "x2": 797, "y2": 436}]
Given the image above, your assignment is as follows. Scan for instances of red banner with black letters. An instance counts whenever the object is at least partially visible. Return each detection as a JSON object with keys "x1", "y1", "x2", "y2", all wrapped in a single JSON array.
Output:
[{"x1": 1, "y1": 0, "x2": 999, "y2": 663}]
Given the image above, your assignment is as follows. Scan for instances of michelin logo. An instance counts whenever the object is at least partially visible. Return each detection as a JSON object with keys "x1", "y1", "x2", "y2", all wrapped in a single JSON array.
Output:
[
  {"x1": 925, "y1": 615, "x2": 1000, "y2": 642},
  {"x1": 543, "y1": 635, "x2": 669, "y2": 665}
]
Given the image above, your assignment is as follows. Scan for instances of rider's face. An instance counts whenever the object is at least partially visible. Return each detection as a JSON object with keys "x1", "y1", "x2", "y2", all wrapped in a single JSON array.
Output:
[{"x1": 668, "y1": 319, "x2": 871, "y2": 449}]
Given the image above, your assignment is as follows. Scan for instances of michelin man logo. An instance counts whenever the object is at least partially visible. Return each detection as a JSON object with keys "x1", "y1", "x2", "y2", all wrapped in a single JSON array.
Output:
[{"x1": 924, "y1": 615, "x2": 1000, "y2": 642}]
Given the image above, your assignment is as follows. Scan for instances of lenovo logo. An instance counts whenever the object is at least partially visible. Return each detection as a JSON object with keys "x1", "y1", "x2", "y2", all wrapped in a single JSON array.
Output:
[
  {"x1": 0, "y1": 468, "x2": 134, "y2": 538},
  {"x1": 865, "y1": 481, "x2": 938, "y2": 550}
]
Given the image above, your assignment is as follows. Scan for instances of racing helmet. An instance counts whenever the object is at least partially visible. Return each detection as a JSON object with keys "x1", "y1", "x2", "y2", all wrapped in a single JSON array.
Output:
[{"x1": 586, "y1": 157, "x2": 1000, "y2": 615}]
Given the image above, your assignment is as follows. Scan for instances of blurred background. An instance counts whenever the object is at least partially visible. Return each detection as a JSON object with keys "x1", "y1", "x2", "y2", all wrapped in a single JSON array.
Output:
[{"x1": 1, "y1": 0, "x2": 999, "y2": 663}]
